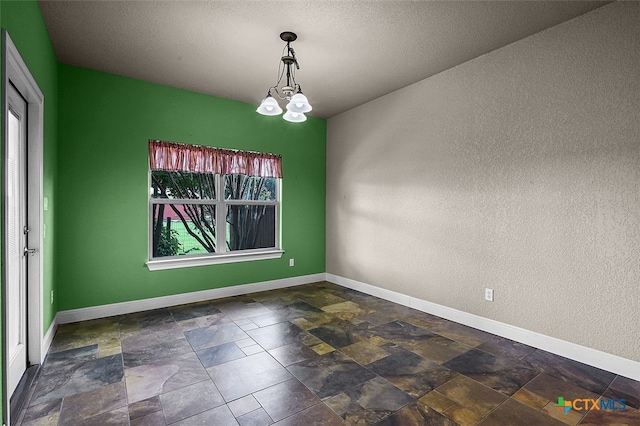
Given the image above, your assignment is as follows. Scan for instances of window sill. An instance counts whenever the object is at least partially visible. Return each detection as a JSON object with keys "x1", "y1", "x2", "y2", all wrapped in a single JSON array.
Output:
[{"x1": 146, "y1": 249, "x2": 284, "y2": 271}]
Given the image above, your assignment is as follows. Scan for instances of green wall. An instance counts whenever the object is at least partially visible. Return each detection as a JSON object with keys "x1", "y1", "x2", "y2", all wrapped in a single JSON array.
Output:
[
  {"x1": 1, "y1": 0, "x2": 59, "y2": 421},
  {"x1": 0, "y1": 4, "x2": 325, "y2": 419},
  {"x1": 57, "y1": 64, "x2": 326, "y2": 310},
  {"x1": 1, "y1": 2, "x2": 3, "y2": 421}
]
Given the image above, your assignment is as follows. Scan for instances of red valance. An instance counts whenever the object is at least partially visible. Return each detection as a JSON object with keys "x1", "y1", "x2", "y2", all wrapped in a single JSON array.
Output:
[{"x1": 149, "y1": 140, "x2": 282, "y2": 178}]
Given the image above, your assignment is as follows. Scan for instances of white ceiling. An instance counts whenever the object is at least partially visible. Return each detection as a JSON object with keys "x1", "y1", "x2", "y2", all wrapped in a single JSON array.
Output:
[{"x1": 38, "y1": 1, "x2": 608, "y2": 119}]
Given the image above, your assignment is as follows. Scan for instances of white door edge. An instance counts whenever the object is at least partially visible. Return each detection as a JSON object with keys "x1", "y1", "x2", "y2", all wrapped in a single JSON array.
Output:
[
  {"x1": 6, "y1": 77, "x2": 28, "y2": 400},
  {"x1": 2, "y1": 30, "x2": 45, "y2": 426}
]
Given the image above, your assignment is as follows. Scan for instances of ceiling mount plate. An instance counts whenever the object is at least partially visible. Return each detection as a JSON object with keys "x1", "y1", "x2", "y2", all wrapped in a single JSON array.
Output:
[{"x1": 280, "y1": 31, "x2": 297, "y2": 42}]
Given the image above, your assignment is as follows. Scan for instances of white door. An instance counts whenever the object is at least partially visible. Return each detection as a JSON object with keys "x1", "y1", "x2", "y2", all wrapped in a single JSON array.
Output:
[{"x1": 6, "y1": 83, "x2": 29, "y2": 397}]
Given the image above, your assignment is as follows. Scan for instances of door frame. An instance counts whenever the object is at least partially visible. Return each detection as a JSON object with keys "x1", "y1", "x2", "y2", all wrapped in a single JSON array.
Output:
[{"x1": 2, "y1": 31, "x2": 44, "y2": 425}]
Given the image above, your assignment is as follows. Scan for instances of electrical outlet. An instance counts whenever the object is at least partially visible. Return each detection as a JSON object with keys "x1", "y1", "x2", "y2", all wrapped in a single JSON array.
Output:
[
  {"x1": 485, "y1": 288, "x2": 494, "y2": 302},
  {"x1": 50, "y1": 290, "x2": 54, "y2": 304},
  {"x1": 289, "y1": 258, "x2": 295, "y2": 267}
]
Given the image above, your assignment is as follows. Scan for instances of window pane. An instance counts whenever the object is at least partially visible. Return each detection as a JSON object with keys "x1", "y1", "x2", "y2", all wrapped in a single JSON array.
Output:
[
  {"x1": 226, "y1": 205, "x2": 276, "y2": 251},
  {"x1": 151, "y1": 171, "x2": 216, "y2": 200},
  {"x1": 152, "y1": 203, "x2": 216, "y2": 257},
  {"x1": 224, "y1": 175, "x2": 277, "y2": 201}
]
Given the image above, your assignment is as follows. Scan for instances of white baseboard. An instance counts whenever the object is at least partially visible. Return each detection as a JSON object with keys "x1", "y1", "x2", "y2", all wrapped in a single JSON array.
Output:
[
  {"x1": 42, "y1": 316, "x2": 58, "y2": 362},
  {"x1": 326, "y1": 273, "x2": 640, "y2": 382},
  {"x1": 56, "y1": 273, "x2": 326, "y2": 324}
]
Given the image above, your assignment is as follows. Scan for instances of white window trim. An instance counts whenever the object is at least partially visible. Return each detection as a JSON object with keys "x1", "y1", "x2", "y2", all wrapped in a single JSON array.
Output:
[
  {"x1": 147, "y1": 171, "x2": 282, "y2": 270},
  {"x1": 146, "y1": 248, "x2": 284, "y2": 271}
]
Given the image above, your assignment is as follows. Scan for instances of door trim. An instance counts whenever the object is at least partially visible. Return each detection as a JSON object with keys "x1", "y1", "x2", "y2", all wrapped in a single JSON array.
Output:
[{"x1": 2, "y1": 31, "x2": 45, "y2": 426}]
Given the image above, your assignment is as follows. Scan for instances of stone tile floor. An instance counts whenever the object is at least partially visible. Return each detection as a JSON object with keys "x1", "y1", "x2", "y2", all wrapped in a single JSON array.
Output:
[{"x1": 15, "y1": 281, "x2": 640, "y2": 425}]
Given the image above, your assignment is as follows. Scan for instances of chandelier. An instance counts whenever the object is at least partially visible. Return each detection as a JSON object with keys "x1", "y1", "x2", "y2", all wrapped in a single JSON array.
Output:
[{"x1": 256, "y1": 31, "x2": 312, "y2": 123}]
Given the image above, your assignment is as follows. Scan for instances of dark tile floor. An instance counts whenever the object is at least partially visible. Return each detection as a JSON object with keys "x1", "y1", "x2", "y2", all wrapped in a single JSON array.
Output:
[{"x1": 15, "y1": 281, "x2": 640, "y2": 425}]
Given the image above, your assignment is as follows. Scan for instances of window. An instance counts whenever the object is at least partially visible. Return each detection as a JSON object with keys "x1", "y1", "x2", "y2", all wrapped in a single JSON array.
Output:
[{"x1": 146, "y1": 140, "x2": 283, "y2": 271}]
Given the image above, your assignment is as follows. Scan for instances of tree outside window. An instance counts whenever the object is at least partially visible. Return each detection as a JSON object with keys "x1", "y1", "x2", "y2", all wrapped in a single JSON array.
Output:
[{"x1": 151, "y1": 171, "x2": 278, "y2": 258}]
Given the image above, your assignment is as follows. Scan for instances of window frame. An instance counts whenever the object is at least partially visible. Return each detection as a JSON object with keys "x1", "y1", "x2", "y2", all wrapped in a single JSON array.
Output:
[{"x1": 146, "y1": 172, "x2": 283, "y2": 271}]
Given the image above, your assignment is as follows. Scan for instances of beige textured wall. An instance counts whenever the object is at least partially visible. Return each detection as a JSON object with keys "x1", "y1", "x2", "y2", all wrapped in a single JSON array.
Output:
[{"x1": 326, "y1": 2, "x2": 640, "y2": 362}]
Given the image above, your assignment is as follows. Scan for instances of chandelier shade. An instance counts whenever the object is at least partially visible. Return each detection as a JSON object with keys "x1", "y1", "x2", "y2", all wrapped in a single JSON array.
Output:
[
  {"x1": 283, "y1": 111, "x2": 307, "y2": 123},
  {"x1": 256, "y1": 31, "x2": 312, "y2": 122},
  {"x1": 286, "y1": 92, "x2": 312, "y2": 113},
  {"x1": 256, "y1": 95, "x2": 283, "y2": 116}
]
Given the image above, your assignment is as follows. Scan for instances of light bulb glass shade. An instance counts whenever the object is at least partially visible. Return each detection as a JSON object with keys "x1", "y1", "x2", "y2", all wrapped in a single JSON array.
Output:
[
  {"x1": 286, "y1": 93, "x2": 312, "y2": 113},
  {"x1": 256, "y1": 95, "x2": 283, "y2": 116},
  {"x1": 283, "y1": 111, "x2": 307, "y2": 123}
]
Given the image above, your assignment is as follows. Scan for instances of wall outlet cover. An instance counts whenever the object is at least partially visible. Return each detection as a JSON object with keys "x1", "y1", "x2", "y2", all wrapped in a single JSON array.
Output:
[{"x1": 485, "y1": 288, "x2": 494, "y2": 302}]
